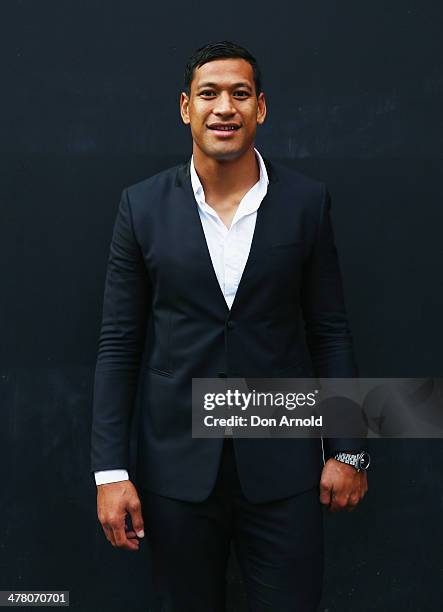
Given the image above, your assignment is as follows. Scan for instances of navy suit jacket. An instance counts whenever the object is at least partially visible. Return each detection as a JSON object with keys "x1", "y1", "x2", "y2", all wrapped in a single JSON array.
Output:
[{"x1": 90, "y1": 156, "x2": 365, "y2": 503}]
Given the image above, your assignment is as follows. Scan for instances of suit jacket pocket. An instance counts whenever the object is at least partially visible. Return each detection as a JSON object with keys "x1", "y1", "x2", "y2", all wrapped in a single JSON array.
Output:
[{"x1": 146, "y1": 365, "x2": 173, "y2": 378}]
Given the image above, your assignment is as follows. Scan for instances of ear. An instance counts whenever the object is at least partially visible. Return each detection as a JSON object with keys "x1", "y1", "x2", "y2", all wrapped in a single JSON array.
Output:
[
  {"x1": 256, "y1": 92, "x2": 267, "y2": 126},
  {"x1": 180, "y1": 92, "x2": 191, "y2": 125}
]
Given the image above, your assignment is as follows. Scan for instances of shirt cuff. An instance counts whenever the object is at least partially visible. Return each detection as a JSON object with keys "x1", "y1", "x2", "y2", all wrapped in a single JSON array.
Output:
[{"x1": 94, "y1": 469, "x2": 129, "y2": 485}]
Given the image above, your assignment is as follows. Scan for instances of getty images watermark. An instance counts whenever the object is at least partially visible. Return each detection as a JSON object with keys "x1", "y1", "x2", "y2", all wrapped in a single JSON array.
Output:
[
  {"x1": 202, "y1": 387, "x2": 322, "y2": 429},
  {"x1": 191, "y1": 377, "x2": 443, "y2": 438}
]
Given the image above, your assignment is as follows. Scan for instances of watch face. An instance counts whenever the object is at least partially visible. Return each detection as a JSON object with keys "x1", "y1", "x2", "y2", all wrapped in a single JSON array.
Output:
[{"x1": 358, "y1": 452, "x2": 371, "y2": 470}]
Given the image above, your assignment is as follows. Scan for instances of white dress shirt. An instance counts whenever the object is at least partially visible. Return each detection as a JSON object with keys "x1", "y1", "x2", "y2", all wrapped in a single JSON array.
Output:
[{"x1": 94, "y1": 148, "x2": 269, "y2": 485}]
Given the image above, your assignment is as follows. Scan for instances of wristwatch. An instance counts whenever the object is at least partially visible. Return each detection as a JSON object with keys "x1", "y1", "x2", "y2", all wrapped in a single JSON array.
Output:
[{"x1": 333, "y1": 451, "x2": 371, "y2": 472}]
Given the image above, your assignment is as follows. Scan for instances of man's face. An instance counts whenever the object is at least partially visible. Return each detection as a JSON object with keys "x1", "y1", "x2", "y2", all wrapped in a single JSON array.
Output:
[{"x1": 180, "y1": 58, "x2": 266, "y2": 161}]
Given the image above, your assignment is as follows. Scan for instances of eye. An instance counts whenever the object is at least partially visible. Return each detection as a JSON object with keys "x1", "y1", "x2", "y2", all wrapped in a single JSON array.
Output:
[
  {"x1": 234, "y1": 91, "x2": 250, "y2": 98},
  {"x1": 199, "y1": 90, "x2": 216, "y2": 97}
]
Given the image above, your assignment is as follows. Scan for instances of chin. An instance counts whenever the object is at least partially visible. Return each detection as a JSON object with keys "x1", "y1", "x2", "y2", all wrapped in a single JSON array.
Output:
[
  {"x1": 212, "y1": 151, "x2": 242, "y2": 161},
  {"x1": 204, "y1": 144, "x2": 248, "y2": 162}
]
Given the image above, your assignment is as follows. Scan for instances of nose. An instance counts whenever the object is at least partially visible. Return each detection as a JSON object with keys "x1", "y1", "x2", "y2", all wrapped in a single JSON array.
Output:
[{"x1": 213, "y1": 91, "x2": 236, "y2": 116}]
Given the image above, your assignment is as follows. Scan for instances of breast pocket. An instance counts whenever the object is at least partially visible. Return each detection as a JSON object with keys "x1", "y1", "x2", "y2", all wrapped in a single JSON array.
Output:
[{"x1": 266, "y1": 241, "x2": 304, "y2": 282}]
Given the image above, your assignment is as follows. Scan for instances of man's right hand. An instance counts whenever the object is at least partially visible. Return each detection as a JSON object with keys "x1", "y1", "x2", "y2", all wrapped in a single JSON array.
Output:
[{"x1": 97, "y1": 480, "x2": 145, "y2": 551}]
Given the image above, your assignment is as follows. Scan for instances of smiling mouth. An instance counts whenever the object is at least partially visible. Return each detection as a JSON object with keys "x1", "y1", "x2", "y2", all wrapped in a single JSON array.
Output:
[{"x1": 207, "y1": 124, "x2": 241, "y2": 131}]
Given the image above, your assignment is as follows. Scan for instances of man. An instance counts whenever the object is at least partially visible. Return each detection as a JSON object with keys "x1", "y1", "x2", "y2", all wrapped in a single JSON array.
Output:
[{"x1": 91, "y1": 41, "x2": 369, "y2": 611}]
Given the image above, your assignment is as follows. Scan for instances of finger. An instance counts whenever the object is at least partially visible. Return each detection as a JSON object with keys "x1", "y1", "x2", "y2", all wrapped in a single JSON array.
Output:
[
  {"x1": 124, "y1": 522, "x2": 136, "y2": 533},
  {"x1": 112, "y1": 523, "x2": 139, "y2": 551},
  {"x1": 327, "y1": 492, "x2": 338, "y2": 512},
  {"x1": 128, "y1": 499, "x2": 145, "y2": 539},
  {"x1": 109, "y1": 512, "x2": 139, "y2": 551},
  {"x1": 123, "y1": 522, "x2": 141, "y2": 541},
  {"x1": 346, "y1": 495, "x2": 360, "y2": 511},
  {"x1": 325, "y1": 483, "x2": 344, "y2": 511},
  {"x1": 325, "y1": 481, "x2": 345, "y2": 511},
  {"x1": 319, "y1": 483, "x2": 332, "y2": 507},
  {"x1": 329, "y1": 494, "x2": 349, "y2": 513}
]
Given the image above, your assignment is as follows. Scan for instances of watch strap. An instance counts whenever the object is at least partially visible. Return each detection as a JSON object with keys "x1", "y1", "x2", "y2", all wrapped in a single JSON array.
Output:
[{"x1": 334, "y1": 451, "x2": 370, "y2": 471}]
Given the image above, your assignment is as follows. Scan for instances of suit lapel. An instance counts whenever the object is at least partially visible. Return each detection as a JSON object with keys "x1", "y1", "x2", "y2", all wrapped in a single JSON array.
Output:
[
  {"x1": 174, "y1": 156, "x2": 279, "y2": 317},
  {"x1": 175, "y1": 160, "x2": 229, "y2": 316}
]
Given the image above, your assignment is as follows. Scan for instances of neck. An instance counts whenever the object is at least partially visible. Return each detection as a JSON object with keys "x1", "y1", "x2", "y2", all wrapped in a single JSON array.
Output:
[{"x1": 192, "y1": 146, "x2": 260, "y2": 199}]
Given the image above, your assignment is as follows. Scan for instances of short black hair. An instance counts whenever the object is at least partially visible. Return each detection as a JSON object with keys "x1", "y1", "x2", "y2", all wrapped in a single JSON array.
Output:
[{"x1": 183, "y1": 40, "x2": 262, "y2": 96}]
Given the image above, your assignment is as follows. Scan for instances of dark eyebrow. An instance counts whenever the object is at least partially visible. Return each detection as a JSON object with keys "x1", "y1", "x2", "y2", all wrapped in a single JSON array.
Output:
[{"x1": 197, "y1": 81, "x2": 253, "y2": 91}]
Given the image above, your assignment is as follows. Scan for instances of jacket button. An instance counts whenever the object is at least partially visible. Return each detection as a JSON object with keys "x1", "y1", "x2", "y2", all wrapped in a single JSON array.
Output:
[{"x1": 227, "y1": 321, "x2": 235, "y2": 329}]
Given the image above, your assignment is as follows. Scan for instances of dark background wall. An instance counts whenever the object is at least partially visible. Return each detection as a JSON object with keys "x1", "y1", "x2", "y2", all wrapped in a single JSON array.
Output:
[{"x1": 1, "y1": 1, "x2": 442, "y2": 610}]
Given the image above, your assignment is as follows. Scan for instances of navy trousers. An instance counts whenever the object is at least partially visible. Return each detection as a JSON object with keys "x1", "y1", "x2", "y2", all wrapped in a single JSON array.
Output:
[{"x1": 140, "y1": 438, "x2": 324, "y2": 611}]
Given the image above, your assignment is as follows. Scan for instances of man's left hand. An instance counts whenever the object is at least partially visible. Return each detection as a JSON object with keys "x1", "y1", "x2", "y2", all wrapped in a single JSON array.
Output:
[{"x1": 319, "y1": 458, "x2": 368, "y2": 512}]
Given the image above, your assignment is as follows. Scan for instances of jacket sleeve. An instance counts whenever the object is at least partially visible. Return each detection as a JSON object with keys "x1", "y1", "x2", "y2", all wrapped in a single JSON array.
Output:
[
  {"x1": 90, "y1": 188, "x2": 152, "y2": 473},
  {"x1": 301, "y1": 185, "x2": 367, "y2": 458}
]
